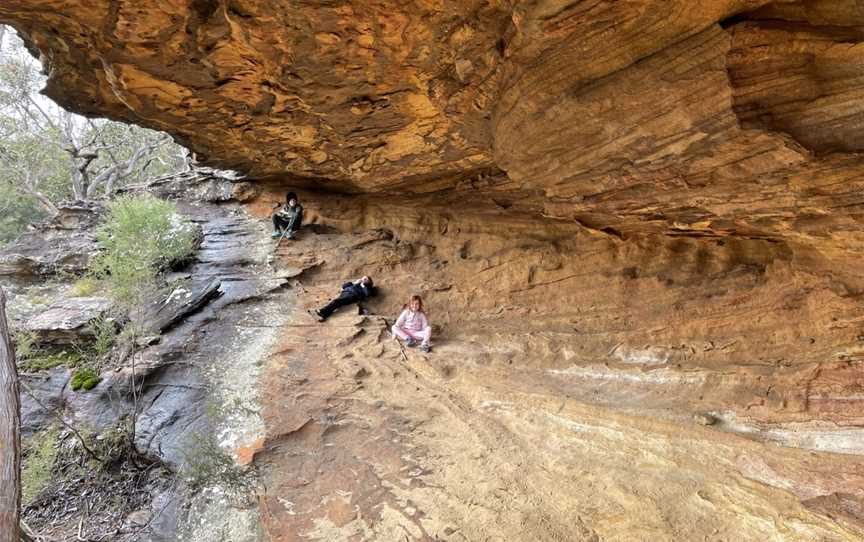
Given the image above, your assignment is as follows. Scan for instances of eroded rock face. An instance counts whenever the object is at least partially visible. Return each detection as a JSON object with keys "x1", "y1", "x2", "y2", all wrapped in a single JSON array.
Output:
[
  {"x1": 0, "y1": 203, "x2": 101, "y2": 276},
  {"x1": 3, "y1": 0, "x2": 864, "y2": 540},
  {"x1": 25, "y1": 297, "x2": 113, "y2": 345},
  {"x1": 1, "y1": 1, "x2": 862, "y2": 233}
]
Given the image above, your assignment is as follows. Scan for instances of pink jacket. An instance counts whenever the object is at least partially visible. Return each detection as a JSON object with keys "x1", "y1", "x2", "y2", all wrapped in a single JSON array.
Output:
[{"x1": 395, "y1": 309, "x2": 429, "y2": 333}]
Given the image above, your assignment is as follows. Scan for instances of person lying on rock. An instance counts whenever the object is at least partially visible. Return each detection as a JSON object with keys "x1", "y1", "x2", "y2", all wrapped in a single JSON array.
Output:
[
  {"x1": 272, "y1": 191, "x2": 303, "y2": 239},
  {"x1": 309, "y1": 276, "x2": 375, "y2": 322},
  {"x1": 392, "y1": 295, "x2": 432, "y2": 353}
]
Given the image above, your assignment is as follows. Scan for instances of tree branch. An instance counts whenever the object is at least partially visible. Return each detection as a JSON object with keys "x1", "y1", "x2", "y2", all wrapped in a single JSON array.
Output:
[
  {"x1": 19, "y1": 170, "x2": 59, "y2": 217},
  {"x1": 86, "y1": 137, "x2": 168, "y2": 198}
]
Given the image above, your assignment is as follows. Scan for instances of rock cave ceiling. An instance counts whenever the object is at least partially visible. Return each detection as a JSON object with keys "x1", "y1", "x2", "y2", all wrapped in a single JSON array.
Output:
[{"x1": 1, "y1": 0, "x2": 863, "y2": 246}]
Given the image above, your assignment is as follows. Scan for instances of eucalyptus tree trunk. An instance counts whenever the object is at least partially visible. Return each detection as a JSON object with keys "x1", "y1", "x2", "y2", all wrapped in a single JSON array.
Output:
[{"x1": 0, "y1": 288, "x2": 21, "y2": 542}]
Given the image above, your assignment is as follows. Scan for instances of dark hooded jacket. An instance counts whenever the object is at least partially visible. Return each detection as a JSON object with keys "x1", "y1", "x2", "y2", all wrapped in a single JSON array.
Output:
[{"x1": 340, "y1": 280, "x2": 375, "y2": 300}]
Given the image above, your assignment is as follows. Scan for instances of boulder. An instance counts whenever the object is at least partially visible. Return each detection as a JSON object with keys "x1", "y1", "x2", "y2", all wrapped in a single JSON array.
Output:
[
  {"x1": 139, "y1": 279, "x2": 222, "y2": 334},
  {"x1": 0, "y1": 230, "x2": 98, "y2": 277},
  {"x1": 64, "y1": 369, "x2": 133, "y2": 431},
  {"x1": 0, "y1": 203, "x2": 102, "y2": 277},
  {"x1": 134, "y1": 362, "x2": 208, "y2": 471},
  {"x1": 26, "y1": 297, "x2": 113, "y2": 345},
  {"x1": 19, "y1": 367, "x2": 71, "y2": 437},
  {"x1": 121, "y1": 169, "x2": 252, "y2": 204}
]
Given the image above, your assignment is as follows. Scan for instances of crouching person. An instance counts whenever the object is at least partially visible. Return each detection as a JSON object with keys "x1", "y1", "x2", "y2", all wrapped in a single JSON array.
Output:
[
  {"x1": 272, "y1": 191, "x2": 303, "y2": 239},
  {"x1": 310, "y1": 276, "x2": 375, "y2": 322},
  {"x1": 392, "y1": 295, "x2": 432, "y2": 353}
]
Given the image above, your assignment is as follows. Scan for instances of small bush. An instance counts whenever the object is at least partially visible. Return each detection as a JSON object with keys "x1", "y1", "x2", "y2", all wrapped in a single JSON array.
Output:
[
  {"x1": 70, "y1": 367, "x2": 101, "y2": 391},
  {"x1": 86, "y1": 316, "x2": 117, "y2": 360},
  {"x1": 184, "y1": 431, "x2": 251, "y2": 493},
  {"x1": 22, "y1": 427, "x2": 59, "y2": 505},
  {"x1": 91, "y1": 195, "x2": 197, "y2": 308},
  {"x1": 12, "y1": 329, "x2": 38, "y2": 362},
  {"x1": 90, "y1": 422, "x2": 132, "y2": 469}
]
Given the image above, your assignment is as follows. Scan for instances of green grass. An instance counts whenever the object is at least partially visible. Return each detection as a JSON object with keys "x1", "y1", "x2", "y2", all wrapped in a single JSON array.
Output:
[
  {"x1": 21, "y1": 427, "x2": 59, "y2": 505},
  {"x1": 86, "y1": 316, "x2": 117, "y2": 360},
  {"x1": 18, "y1": 349, "x2": 83, "y2": 372},
  {"x1": 12, "y1": 329, "x2": 38, "y2": 361}
]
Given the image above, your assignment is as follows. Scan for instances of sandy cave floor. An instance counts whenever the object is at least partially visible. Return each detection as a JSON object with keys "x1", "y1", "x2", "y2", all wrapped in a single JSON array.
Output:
[{"x1": 239, "y1": 224, "x2": 864, "y2": 542}]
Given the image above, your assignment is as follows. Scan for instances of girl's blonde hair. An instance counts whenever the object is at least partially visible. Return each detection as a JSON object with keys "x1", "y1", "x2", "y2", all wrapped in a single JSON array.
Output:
[{"x1": 404, "y1": 295, "x2": 424, "y2": 313}]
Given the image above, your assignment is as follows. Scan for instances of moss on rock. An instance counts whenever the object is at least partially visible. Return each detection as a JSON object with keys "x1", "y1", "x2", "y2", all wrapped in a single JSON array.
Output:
[{"x1": 70, "y1": 367, "x2": 101, "y2": 391}]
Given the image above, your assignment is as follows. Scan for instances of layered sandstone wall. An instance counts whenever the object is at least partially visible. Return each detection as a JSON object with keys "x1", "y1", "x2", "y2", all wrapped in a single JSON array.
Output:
[
  {"x1": 2, "y1": 1, "x2": 862, "y2": 233},
  {"x1": 3, "y1": 0, "x2": 863, "y2": 458},
  {"x1": 3, "y1": 1, "x2": 864, "y2": 538}
]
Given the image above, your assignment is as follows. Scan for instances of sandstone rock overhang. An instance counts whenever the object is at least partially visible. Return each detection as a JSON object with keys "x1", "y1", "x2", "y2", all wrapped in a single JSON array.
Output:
[{"x1": 1, "y1": 0, "x2": 863, "y2": 241}]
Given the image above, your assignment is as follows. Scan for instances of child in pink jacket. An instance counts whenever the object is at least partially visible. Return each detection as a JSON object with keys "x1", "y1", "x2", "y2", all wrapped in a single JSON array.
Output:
[{"x1": 392, "y1": 295, "x2": 432, "y2": 353}]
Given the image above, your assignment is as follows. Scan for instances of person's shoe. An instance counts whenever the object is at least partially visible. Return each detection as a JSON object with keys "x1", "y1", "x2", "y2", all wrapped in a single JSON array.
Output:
[
  {"x1": 406, "y1": 338, "x2": 417, "y2": 348},
  {"x1": 307, "y1": 309, "x2": 325, "y2": 322},
  {"x1": 271, "y1": 231, "x2": 281, "y2": 239},
  {"x1": 419, "y1": 344, "x2": 431, "y2": 353},
  {"x1": 286, "y1": 231, "x2": 295, "y2": 240}
]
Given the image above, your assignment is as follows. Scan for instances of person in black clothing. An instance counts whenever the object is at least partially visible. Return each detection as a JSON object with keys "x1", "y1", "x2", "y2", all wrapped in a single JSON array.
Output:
[
  {"x1": 272, "y1": 191, "x2": 303, "y2": 239},
  {"x1": 309, "y1": 276, "x2": 375, "y2": 322}
]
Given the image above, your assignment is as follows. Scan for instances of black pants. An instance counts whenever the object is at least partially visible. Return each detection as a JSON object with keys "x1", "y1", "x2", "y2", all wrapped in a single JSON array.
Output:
[
  {"x1": 273, "y1": 214, "x2": 301, "y2": 232},
  {"x1": 318, "y1": 293, "x2": 361, "y2": 319}
]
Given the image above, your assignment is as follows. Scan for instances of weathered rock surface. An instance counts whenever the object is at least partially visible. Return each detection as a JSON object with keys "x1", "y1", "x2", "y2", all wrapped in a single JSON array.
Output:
[
  {"x1": 0, "y1": 203, "x2": 101, "y2": 276},
  {"x1": 139, "y1": 279, "x2": 221, "y2": 334},
  {"x1": 118, "y1": 168, "x2": 257, "y2": 203},
  {"x1": 728, "y1": 20, "x2": 864, "y2": 153},
  {"x1": 1, "y1": 1, "x2": 862, "y2": 240},
  {"x1": 25, "y1": 297, "x2": 113, "y2": 344},
  {"x1": 63, "y1": 369, "x2": 133, "y2": 431},
  {"x1": 19, "y1": 367, "x2": 70, "y2": 437},
  {"x1": 3, "y1": 173, "x2": 292, "y2": 541},
  {"x1": 3, "y1": 0, "x2": 864, "y2": 540},
  {"x1": 241, "y1": 190, "x2": 864, "y2": 540}
]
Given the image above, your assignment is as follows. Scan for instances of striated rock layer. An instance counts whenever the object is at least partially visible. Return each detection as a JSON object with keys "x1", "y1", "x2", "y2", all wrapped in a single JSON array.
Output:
[
  {"x1": 3, "y1": 0, "x2": 864, "y2": 540},
  {"x1": 1, "y1": 1, "x2": 863, "y2": 232}
]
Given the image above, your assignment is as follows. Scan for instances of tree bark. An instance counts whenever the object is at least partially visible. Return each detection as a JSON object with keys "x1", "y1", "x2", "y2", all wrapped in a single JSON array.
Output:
[{"x1": 0, "y1": 288, "x2": 21, "y2": 542}]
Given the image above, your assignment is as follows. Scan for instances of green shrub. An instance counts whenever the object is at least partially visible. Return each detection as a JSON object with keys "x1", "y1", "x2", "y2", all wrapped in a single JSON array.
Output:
[
  {"x1": 86, "y1": 315, "x2": 117, "y2": 359},
  {"x1": 12, "y1": 329, "x2": 38, "y2": 362},
  {"x1": 91, "y1": 195, "x2": 197, "y2": 308},
  {"x1": 90, "y1": 422, "x2": 132, "y2": 469},
  {"x1": 184, "y1": 431, "x2": 251, "y2": 493},
  {"x1": 70, "y1": 367, "x2": 101, "y2": 391},
  {"x1": 22, "y1": 427, "x2": 59, "y2": 505}
]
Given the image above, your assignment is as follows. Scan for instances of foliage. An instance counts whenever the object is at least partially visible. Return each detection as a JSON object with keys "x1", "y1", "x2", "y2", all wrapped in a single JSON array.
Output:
[
  {"x1": 14, "y1": 328, "x2": 83, "y2": 371},
  {"x1": 21, "y1": 426, "x2": 59, "y2": 505},
  {"x1": 0, "y1": 27, "x2": 189, "y2": 243},
  {"x1": 184, "y1": 430, "x2": 252, "y2": 493},
  {"x1": 70, "y1": 366, "x2": 101, "y2": 391},
  {"x1": 12, "y1": 328, "x2": 37, "y2": 361},
  {"x1": 19, "y1": 349, "x2": 82, "y2": 372},
  {"x1": 89, "y1": 422, "x2": 133, "y2": 469},
  {"x1": 22, "y1": 421, "x2": 164, "y2": 540},
  {"x1": 86, "y1": 315, "x2": 117, "y2": 360},
  {"x1": 90, "y1": 195, "x2": 197, "y2": 308}
]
